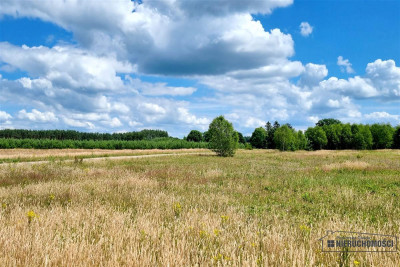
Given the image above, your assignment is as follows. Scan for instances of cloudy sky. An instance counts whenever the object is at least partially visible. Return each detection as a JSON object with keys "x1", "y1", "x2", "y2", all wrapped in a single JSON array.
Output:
[{"x1": 0, "y1": 0, "x2": 399, "y2": 137}]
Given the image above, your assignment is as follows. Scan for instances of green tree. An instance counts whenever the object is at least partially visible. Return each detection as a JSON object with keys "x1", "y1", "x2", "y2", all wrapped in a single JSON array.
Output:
[
  {"x1": 203, "y1": 131, "x2": 211, "y2": 142},
  {"x1": 208, "y1": 116, "x2": 239, "y2": 157},
  {"x1": 273, "y1": 125, "x2": 297, "y2": 151},
  {"x1": 340, "y1": 124, "x2": 352, "y2": 149},
  {"x1": 237, "y1": 132, "x2": 246, "y2": 144},
  {"x1": 250, "y1": 127, "x2": 267, "y2": 148},
  {"x1": 305, "y1": 127, "x2": 327, "y2": 150},
  {"x1": 297, "y1": 130, "x2": 308, "y2": 150},
  {"x1": 316, "y1": 118, "x2": 342, "y2": 127},
  {"x1": 186, "y1": 130, "x2": 203, "y2": 142},
  {"x1": 323, "y1": 124, "x2": 341, "y2": 149},
  {"x1": 370, "y1": 124, "x2": 395, "y2": 149},
  {"x1": 393, "y1": 126, "x2": 400, "y2": 149}
]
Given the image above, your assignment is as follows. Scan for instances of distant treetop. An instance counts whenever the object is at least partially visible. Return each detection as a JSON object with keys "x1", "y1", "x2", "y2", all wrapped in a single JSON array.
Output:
[{"x1": 316, "y1": 118, "x2": 342, "y2": 127}]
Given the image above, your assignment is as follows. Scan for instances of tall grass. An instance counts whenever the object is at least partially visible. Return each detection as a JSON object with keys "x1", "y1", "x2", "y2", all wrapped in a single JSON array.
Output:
[{"x1": 0, "y1": 149, "x2": 398, "y2": 265}]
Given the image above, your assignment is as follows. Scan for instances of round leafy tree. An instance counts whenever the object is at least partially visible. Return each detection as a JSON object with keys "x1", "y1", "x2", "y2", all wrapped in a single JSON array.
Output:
[
  {"x1": 249, "y1": 127, "x2": 266, "y2": 148},
  {"x1": 186, "y1": 130, "x2": 203, "y2": 142},
  {"x1": 208, "y1": 116, "x2": 238, "y2": 157}
]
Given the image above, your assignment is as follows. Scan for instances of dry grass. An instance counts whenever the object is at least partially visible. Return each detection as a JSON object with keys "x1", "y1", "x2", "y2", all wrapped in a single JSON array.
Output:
[
  {"x1": 0, "y1": 149, "x2": 399, "y2": 266},
  {"x1": 322, "y1": 161, "x2": 370, "y2": 171},
  {"x1": 0, "y1": 148, "x2": 208, "y2": 162}
]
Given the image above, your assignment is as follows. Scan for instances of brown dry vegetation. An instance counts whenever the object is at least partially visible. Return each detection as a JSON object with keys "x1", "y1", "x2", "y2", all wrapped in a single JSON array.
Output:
[{"x1": 0, "y1": 149, "x2": 399, "y2": 266}]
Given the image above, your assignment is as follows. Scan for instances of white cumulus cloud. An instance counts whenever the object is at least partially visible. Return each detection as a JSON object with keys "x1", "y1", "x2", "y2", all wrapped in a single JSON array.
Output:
[{"x1": 337, "y1": 56, "x2": 355, "y2": 74}]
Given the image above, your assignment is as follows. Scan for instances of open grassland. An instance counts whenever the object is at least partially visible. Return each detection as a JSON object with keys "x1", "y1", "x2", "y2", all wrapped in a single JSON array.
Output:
[{"x1": 0, "y1": 149, "x2": 399, "y2": 266}]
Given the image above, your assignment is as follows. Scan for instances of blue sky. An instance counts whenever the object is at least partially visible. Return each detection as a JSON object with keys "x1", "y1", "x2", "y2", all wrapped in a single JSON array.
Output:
[{"x1": 0, "y1": 0, "x2": 399, "y2": 137}]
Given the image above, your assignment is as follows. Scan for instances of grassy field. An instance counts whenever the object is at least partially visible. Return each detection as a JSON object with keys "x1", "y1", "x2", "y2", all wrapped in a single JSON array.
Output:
[
  {"x1": 0, "y1": 149, "x2": 399, "y2": 266},
  {"x1": 0, "y1": 148, "x2": 209, "y2": 163}
]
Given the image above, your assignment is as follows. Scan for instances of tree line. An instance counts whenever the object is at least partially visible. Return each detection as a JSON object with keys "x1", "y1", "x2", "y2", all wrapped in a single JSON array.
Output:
[
  {"x1": 0, "y1": 129, "x2": 168, "y2": 141},
  {"x1": 185, "y1": 118, "x2": 400, "y2": 151},
  {"x1": 246, "y1": 118, "x2": 400, "y2": 151},
  {"x1": 0, "y1": 138, "x2": 209, "y2": 150},
  {"x1": 0, "y1": 117, "x2": 399, "y2": 152}
]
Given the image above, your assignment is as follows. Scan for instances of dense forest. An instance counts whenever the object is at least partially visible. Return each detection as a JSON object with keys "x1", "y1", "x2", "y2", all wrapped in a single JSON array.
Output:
[{"x1": 246, "y1": 119, "x2": 400, "y2": 151}]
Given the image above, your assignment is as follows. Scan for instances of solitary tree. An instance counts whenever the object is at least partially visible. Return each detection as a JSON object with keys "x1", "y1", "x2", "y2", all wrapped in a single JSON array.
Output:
[
  {"x1": 186, "y1": 130, "x2": 203, "y2": 142},
  {"x1": 208, "y1": 116, "x2": 239, "y2": 157}
]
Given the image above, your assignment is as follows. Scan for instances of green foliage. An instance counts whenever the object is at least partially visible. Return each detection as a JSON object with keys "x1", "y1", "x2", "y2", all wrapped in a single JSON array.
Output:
[
  {"x1": 186, "y1": 130, "x2": 203, "y2": 142},
  {"x1": 264, "y1": 121, "x2": 281, "y2": 149},
  {"x1": 208, "y1": 116, "x2": 239, "y2": 157},
  {"x1": 250, "y1": 127, "x2": 266, "y2": 148},
  {"x1": 340, "y1": 124, "x2": 352, "y2": 149},
  {"x1": 203, "y1": 131, "x2": 211, "y2": 142},
  {"x1": 0, "y1": 138, "x2": 209, "y2": 150},
  {"x1": 245, "y1": 143, "x2": 253, "y2": 150},
  {"x1": 393, "y1": 126, "x2": 400, "y2": 149},
  {"x1": 0, "y1": 129, "x2": 168, "y2": 141},
  {"x1": 370, "y1": 124, "x2": 395, "y2": 149},
  {"x1": 315, "y1": 118, "x2": 342, "y2": 127},
  {"x1": 297, "y1": 130, "x2": 308, "y2": 150},
  {"x1": 305, "y1": 127, "x2": 327, "y2": 150},
  {"x1": 237, "y1": 132, "x2": 246, "y2": 144},
  {"x1": 273, "y1": 125, "x2": 297, "y2": 151},
  {"x1": 323, "y1": 124, "x2": 342, "y2": 149}
]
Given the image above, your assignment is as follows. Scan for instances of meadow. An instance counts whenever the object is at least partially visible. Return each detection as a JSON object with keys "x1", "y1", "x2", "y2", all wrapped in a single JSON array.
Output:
[{"x1": 0, "y1": 149, "x2": 399, "y2": 266}]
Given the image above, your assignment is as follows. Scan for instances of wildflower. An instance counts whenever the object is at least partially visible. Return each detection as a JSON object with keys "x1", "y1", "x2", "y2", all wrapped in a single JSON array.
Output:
[
  {"x1": 214, "y1": 229, "x2": 220, "y2": 236},
  {"x1": 26, "y1": 210, "x2": 38, "y2": 224},
  {"x1": 223, "y1": 255, "x2": 231, "y2": 261},
  {"x1": 1, "y1": 203, "x2": 7, "y2": 209},
  {"x1": 251, "y1": 242, "x2": 256, "y2": 247},
  {"x1": 173, "y1": 202, "x2": 182, "y2": 217},
  {"x1": 299, "y1": 224, "x2": 310, "y2": 233},
  {"x1": 213, "y1": 253, "x2": 223, "y2": 261},
  {"x1": 354, "y1": 260, "x2": 360, "y2": 265},
  {"x1": 221, "y1": 215, "x2": 229, "y2": 223},
  {"x1": 49, "y1": 194, "x2": 55, "y2": 201},
  {"x1": 199, "y1": 230, "x2": 207, "y2": 238}
]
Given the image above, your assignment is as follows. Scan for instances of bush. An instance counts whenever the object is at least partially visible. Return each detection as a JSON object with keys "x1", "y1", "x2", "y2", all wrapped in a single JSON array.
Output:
[{"x1": 208, "y1": 116, "x2": 239, "y2": 157}]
